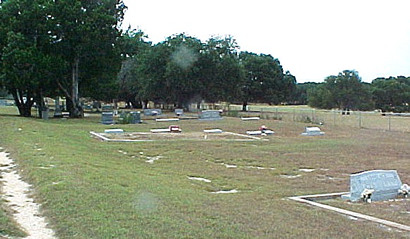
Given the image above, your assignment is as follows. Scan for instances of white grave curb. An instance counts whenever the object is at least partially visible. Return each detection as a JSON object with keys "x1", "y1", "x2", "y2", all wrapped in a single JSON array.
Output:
[{"x1": 288, "y1": 192, "x2": 410, "y2": 232}]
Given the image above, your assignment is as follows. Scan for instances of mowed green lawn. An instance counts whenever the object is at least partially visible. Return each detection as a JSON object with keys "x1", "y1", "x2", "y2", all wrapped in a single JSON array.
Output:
[{"x1": 0, "y1": 107, "x2": 409, "y2": 238}]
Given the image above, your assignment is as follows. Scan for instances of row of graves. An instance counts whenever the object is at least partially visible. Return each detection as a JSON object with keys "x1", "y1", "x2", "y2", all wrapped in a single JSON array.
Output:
[
  {"x1": 101, "y1": 108, "x2": 325, "y2": 137},
  {"x1": 101, "y1": 108, "x2": 224, "y2": 124}
]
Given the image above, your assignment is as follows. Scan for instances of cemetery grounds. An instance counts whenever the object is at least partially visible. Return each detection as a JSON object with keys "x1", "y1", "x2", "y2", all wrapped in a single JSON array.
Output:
[{"x1": 0, "y1": 106, "x2": 409, "y2": 238}]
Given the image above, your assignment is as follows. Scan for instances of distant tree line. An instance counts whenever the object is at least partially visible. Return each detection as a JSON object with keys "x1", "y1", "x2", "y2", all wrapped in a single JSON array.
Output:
[
  {"x1": 294, "y1": 70, "x2": 410, "y2": 112},
  {"x1": 1, "y1": 1, "x2": 408, "y2": 118}
]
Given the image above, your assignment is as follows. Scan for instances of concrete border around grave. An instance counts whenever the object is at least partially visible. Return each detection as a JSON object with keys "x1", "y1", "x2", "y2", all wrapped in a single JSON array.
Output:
[
  {"x1": 90, "y1": 131, "x2": 267, "y2": 142},
  {"x1": 288, "y1": 192, "x2": 410, "y2": 232},
  {"x1": 90, "y1": 131, "x2": 154, "y2": 142}
]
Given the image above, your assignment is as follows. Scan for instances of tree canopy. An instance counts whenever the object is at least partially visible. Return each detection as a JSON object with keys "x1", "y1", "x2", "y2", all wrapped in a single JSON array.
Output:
[
  {"x1": 117, "y1": 33, "x2": 295, "y2": 110},
  {"x1": 3, "y1": 0, "x2": 408, "y2": 116},
  {"x1": 307, "y1": 70, "x2": 374, "y2": 110},
  {"x1": 0, "y1": 0, "x2": 126, "y2": 117}
]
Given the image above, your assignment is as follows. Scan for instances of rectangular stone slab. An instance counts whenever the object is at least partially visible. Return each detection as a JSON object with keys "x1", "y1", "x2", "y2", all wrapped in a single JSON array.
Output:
[{"x1": 342, "y1": 170, "x2": 402, "y2": 202}]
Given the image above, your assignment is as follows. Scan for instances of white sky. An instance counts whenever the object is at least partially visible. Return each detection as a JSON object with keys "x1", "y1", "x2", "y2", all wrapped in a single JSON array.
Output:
[{"x1": 122, "y1": 0, "x2": 410, "y2": 83}]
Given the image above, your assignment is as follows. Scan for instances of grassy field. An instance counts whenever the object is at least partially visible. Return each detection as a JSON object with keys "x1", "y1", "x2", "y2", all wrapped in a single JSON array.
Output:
[{"x1": 0, "y1": 106, "x2": 409, "y2": 238}]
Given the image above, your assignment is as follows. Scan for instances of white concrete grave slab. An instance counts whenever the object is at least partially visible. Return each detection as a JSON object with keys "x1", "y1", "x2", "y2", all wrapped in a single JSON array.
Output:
[
  {"x1": 301, "y1": 126, "x2": 325, "y2": 136},
  {"x1": 289, "y1": 192, "x2": 410, "y2": 232},
  {"x1": 241, "y1": 117, "x2": 260, "y2": 121},
  {"x1": 104, "y1": 129, "x2": 124, "y2": 134},
  {"x1": 246, "y1": 130, "x2": 274, "y2": 135},
  {"x1": 203, "y1": 129, "x2": 223, "y2": 133},
  {"x1": 155, "y1": 118, "x2": 180, "y2": 122}
]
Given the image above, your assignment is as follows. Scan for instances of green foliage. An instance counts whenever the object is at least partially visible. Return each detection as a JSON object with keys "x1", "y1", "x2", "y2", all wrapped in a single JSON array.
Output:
[
  {"x1": 239, "y1": 52, "x2": 286, "y2": 105},
  {"x1": 371, "y1": 76, "x2": 410, "y2": 112},
  {"x1": 0, "y1": 0, "x2": 127, "y2": 117},
  {"x1": 291, "y1": 82, "x2": 320, "y2": 105},
  {"x1": 308, "y1": 70, "x2": 373, "y2": 110},
  {"x1": 0, "y1": 203, "x2": 27, "y2": 238},
  {"x1": 119, "y1": 34, "x2": 294, "y2": 110},
  {"x1": 0, "y1": 0, "x2": 56, "y2": 116},
  {"x1": 48, "y1": 0, "x2": 126, "y2": 116}
]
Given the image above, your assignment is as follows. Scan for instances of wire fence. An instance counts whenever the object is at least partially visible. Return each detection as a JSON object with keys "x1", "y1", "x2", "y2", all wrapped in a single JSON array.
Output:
[{"x1": 219, "y1": 104, "x2": 410, "y2": 133}]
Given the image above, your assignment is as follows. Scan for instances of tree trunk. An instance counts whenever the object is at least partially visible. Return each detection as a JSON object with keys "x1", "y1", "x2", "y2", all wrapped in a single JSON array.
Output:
[
  {"x1": 70, "y1": 58, "x2": 83, "y2": 118},
  {"x1": 242, "y1": 101, "x2": 248, "y2": 112},
  {"x1": 36, "y1": 89, "x2": 46, "y2": 118},
  {"x1": 12, "y1": 89, "x2": 33, "y2": 117},
  {"x1": 142, "y1": 100, "x2": 148, "y2": 109}
]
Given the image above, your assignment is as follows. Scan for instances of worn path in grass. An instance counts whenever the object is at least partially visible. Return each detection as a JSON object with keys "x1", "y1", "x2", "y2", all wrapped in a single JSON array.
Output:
[{"x1": 0, "y1": 149, "x2": 55, "y2": 239}]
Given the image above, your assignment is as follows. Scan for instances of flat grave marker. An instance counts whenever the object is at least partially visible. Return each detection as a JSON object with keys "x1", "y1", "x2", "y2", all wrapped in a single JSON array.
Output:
[
  {"x1": 301, "y1": 126, "x2": 325, "y2": 136},
  {"x1": 144, "y1": 109, "x2": 162, "y2": 116}
]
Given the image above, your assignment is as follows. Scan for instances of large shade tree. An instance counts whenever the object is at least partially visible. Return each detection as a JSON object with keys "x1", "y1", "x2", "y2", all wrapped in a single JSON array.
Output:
[
  {"x1": 0, "y1": 0, "x2": 127, "y2": 117},
  {"x1": 200, "y1": 36, "x2": 243, "y2": 104},
  {"x1": 372, "y1": 76, "x2": 410, "y2": 112},
  {"x1": 48, "y1": 0, "x2": 126, "y2": 117},
  {"x1": 0, "y1": 0, "x2": 56, "y2": 117},
  {"x1": 239, "y1": 52, "x2": 286, "y2": 111},
  {"x1": 308, "y1": 70, "x2": 373, "y2": 110},
  {"x1": 117, "y1": 29, "x2": 151, "y2": 108}
]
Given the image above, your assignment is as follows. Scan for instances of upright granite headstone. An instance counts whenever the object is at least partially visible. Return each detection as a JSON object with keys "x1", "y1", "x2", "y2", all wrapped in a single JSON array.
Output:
[
  {"x1": 175, "y1": 109, "x2": 184, "y2": 116},
  {"x1": 199, "y1": 110, "x2": 222, "y2": 120},
  {"x1": 54, "y1": 97, "x2": 63, "y2": 118},
  {"x1": 129, "y1": 111, "x2": 141, "y2": 124},
  {"x1": 101, "y1": 112, "x2": 115, "y2": 125},
  {"x1": 342, "y1": 170, "x2": 403, "y2": 202},
  {"x1": 143, "y1": 109, "x2": 162, "y2": 116},
  {"x1": 0, "y1": 99, "x2": 6, "y2": 106}
]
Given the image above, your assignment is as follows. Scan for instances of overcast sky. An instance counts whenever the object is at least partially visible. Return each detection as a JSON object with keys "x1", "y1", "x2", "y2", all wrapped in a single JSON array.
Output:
[{"x1": 122, "y1": 0, "x2": 410, "y2": 83}]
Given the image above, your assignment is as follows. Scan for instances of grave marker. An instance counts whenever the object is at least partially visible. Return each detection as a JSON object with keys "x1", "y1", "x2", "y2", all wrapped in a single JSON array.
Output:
[
  {"x1": 175, "y1": 109, "x2": 184, "y2": 116},
  {"x1": 144, "y1": 109, "x2": 162, "y2": 116},
  {"x1": 199, "y1": 110, "x2": 222, "y2": 120},
  {"x1": 301, "y1": 126, "x2": 324, "y2": 136},
  {"x1": 101, "y1": 112, "x2": 115, "y2": 125},
  {"x1": 341, "y1": 170, "x2": 403, "y2": 202},
  {"x1": 129, "y1": 111, "x2": 141, "y2": 124}
]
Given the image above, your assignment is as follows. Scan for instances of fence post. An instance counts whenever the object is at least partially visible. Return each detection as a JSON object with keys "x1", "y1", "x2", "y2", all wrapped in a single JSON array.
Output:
[
  {"x1": 333, "y1": 110, "x2": 336, "y2": 126},
  {"x1": 388, "y1": 115, "x2": 391, "y2": 131},
  {"x1": 358, "y1": 111, "x2": 362, "y2": 128}
]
